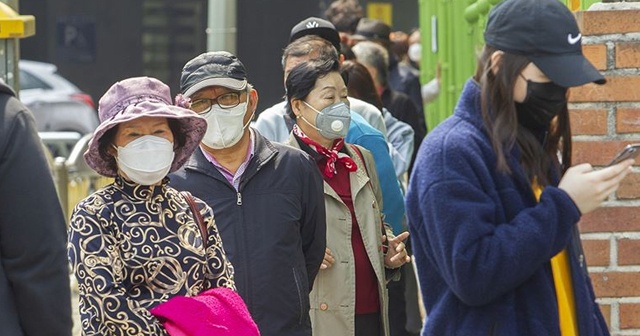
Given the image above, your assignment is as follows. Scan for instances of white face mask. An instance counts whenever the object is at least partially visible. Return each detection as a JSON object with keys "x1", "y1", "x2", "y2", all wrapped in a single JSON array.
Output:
[
  {"x1": 408, "y1": 43, "x2": 422, "y2": 63},
  {"x1": 201, "y1": 102, "x2": 253, "y2": 149},
  {"x1": 115, "y1": 135, "x2": 175, "y2": 185}
]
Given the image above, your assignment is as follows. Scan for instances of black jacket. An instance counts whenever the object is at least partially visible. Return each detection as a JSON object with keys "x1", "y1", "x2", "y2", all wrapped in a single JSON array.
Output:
[
  {"x1": 169, "y1": 130, "x2": 326, "y2": 336},
  {"x1": 0, "y1": 82, "x2": 72, "y2": 335}
]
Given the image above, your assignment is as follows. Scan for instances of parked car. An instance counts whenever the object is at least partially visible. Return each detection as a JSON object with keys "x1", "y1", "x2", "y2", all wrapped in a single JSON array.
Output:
[
  {"x1": 39, "y1": 131, "x2": 82, "y2": 159},
  {"x1": 19, "y1": 60, "x2": 99, "y2": 135}
]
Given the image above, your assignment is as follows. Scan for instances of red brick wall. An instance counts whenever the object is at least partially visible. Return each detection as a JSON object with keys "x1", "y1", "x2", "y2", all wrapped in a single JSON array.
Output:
[{"x1": 572, "y1": 9, "x2": 640, "y2": 335}]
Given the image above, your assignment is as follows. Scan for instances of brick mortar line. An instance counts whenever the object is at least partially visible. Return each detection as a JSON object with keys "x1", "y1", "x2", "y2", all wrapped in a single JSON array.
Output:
[
  {"x1": 582, "y1": 232, "x2": 640, "y2": 239},
  {"x1": 601, "y1": 199, "x2": 640, "y2": 207},
  {"x1": 572, "y1": 136, "x2": 640, "y2": 141},
  {"x1": 598, "y1": 297, "x2": 640, "y2": 304},
  {"x1": 588, "y1": 266, "x2": 640, "y2": 272},
  {"x1": 584, "y1": 33, "x2": 640, "y2": 44}
]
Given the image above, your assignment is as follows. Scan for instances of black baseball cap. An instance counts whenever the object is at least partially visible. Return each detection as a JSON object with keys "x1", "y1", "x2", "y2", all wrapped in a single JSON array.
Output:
[
  {"x1": 180, "y1": 51, "x2": 248, "y2": 97},
  {"x1": 484, "y1": 0, "x2": 605, "y2": 88},
  {"x1": 351, "y1": 18, "x2": 391, "y2": 42},
  {"x1": 290, "y1": 17, "x2": 342, "y2": 52}
]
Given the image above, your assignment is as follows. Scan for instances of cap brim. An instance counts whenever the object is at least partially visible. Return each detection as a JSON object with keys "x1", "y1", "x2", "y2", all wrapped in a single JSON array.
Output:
[
  {"x1": 531, "y1": 53, "x2": 606, "y2": 88},
  {"x1": 290, "y1": 27, "x2": 341, "y2": 52},
  {"x1": 183, "y1": 77, "x2": 247, "y2": 97}
]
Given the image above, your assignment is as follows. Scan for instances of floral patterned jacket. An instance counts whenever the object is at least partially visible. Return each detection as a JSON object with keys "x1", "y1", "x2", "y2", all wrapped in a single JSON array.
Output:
[{"x1": 68, "y1": 177, "x2": 235, "y2": 335}]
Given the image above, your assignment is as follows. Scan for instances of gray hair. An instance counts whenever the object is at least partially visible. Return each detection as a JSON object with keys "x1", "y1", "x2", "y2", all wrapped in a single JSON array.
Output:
[
  {"x1": 352, "y1": 41, "x2": 389, "y2": 87},
  {"x1": 281, "y1": 35, "x2": 339, "y2": 70}
]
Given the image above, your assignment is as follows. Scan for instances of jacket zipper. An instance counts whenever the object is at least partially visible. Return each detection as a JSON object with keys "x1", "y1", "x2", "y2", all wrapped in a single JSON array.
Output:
[{"x1": 236, "y1": 192, "x2": 242, "y2": 206}]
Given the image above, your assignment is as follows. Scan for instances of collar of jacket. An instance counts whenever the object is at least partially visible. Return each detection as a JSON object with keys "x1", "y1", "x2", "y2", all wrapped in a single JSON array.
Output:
[
  {"x1": 286, "y1": 132, "x2": 371, "y2": 200},
  {"x1": 183, "y1": 129, "x2": 279, "y2": 183},
  {"x1": 456, "y1": 79, "x2": 549, "y2": 205},
  {"x1": 290, "y1": 133, "x2": 349, "y2": 164},
  {"x1": 0, "y1": 82, "x2": 16, "y2": 97},
  {"x1": 114, "y1": 175, "x2": 169, "y2": 202}
]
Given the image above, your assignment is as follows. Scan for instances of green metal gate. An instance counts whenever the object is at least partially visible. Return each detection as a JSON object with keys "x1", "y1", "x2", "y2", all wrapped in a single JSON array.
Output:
[{"x1": 419, "y1": 0, "x2": 602, "y2": 130}]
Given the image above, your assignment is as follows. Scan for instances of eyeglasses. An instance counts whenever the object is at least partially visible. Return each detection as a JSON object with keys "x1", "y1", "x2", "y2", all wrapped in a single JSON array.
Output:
[{"x1": 190, "y1": 91, "x2": 244, "y2": 114}]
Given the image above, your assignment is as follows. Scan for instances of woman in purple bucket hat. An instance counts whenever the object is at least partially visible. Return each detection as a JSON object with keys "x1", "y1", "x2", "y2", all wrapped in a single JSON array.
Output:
[{"x1": 68, "y1": 76, "x2": 238, "y2": 335}]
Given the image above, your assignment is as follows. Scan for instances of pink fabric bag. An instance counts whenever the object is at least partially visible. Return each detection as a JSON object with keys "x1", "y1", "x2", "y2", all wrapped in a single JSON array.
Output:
[{"x1": 150, "y1": 287, "x2": 260, "y2": 336}]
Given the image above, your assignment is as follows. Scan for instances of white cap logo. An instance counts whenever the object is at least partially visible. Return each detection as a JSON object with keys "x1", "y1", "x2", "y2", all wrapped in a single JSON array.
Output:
[
  {"x1": 567, "y1": 33, "x2": 582, "y2": 45},
  {"x1": 306, "y1": 21, "x2": 319, "y2": 29}
]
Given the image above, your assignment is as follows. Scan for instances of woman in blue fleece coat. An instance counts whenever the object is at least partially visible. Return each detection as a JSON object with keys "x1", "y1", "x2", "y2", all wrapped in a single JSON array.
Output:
[{"x1": 405, "y1": 0, "x2": 632, "y2": 335}]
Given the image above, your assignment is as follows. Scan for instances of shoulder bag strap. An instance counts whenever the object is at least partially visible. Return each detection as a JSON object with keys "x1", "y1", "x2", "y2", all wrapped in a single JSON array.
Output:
[
  {"x1": 349, "y1": 144, "x2": 389, "y2": 255},
  {"x1": 180, "y1": 191, "x2": 207, "y2": 248}
]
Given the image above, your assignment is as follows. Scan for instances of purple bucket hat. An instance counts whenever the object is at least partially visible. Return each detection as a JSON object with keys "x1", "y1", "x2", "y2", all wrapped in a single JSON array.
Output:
[{"x1": 84, "y1": 76, "x2": 207, "y2": 177}]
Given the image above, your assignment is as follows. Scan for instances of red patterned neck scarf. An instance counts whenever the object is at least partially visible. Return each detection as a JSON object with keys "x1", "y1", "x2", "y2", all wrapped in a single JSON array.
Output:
[{"x1": 293, "y1": 124, "x2": 357, "y2": 178}]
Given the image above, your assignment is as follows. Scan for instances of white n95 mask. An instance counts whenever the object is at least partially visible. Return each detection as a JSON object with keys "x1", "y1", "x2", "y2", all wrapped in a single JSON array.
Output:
[
  {"x1": 202, "y1": 102, "x2": 252, "y2": 149},
  {"x1": 115, "y1": 135, "x2": 175, "y2": 185}
]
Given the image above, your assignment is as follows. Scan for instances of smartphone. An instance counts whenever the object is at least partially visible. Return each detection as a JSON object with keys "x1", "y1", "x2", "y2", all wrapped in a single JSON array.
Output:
[{"x1": 608, "y1": 144, "x2": 640, "y2": 166}]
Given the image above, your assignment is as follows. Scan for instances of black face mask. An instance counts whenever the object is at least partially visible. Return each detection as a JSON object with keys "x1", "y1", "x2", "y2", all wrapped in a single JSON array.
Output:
[{"x1": 515, "y1": 80, "x2": 568, "y2": 130}]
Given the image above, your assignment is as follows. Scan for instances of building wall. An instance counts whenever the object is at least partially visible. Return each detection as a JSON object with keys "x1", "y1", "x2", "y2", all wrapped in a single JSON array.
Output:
[
  {"x1": 19, "y1": 0, "x2": 207, "y2": 104},
  {"x1": 20, "y1": 0, "x2": 144, "y2": 103},
  {"x1": 240, "y1": 0, "x2": 419, "y2": 112},
  {"x1": 18, "y1": 0, "x2": 418, "y2": 113},
  {"x1": 571, "y1": 7, "x2": 640, "y2": 334}
]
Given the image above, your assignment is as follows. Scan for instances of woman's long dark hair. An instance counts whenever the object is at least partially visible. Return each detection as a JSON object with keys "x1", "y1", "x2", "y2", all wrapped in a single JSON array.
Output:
[{"x1": 474, "y1": 46, "x2": 572, "y2": 186}]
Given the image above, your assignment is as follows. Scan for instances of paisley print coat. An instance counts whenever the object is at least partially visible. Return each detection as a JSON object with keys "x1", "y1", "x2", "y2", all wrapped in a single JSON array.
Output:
[{"x1": 68, "y1": 177, "x2": 235, "y2": 335}]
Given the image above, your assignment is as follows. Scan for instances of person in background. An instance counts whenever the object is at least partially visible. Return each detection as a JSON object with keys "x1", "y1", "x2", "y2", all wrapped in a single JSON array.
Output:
[
  {"x1": 324, "y1": 0, "x2": 364, "y2": 48},
  {"x1": 406, "y1": 0, "x2": 627, "y2": 334},
  {"x1": 406, "y1": 29, "x2": 421, "y2": 72},
  {"x1": 68, "y1": 76, "x2": 235, "y2": 335},
  {"x1": 340, "y1": 60, "x2": 414, "y2": 183},
  {"x1": 351, "y1": 18, "x2": 424, "y2": 115},
  {"x1": 169, "y1": 51, "x2": 326, "y2": 336},
  {"x1": 286, "y1": 57, "x2": 411, "y2": 336},
  {"x1": 353, "y1": 41, "x2": 426, "y2": 174},
  {"x1": 405, "y1": 29, "x2": 441, "y2": 108},
  {"x1": 389, "y1": 30, "x2": 413, "y2": 73},
  {"x1": 341, "y1": 55, "x2": 421, "y2": 336},
  {"x1": 0, "y1": 79, "x2": 72, "y2": 336}
]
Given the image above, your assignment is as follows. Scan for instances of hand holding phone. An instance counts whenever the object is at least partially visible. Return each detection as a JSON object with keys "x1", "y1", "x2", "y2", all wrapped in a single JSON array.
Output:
[{"x1": 608, "y1": 144, "x2": 640, "y2": 166}]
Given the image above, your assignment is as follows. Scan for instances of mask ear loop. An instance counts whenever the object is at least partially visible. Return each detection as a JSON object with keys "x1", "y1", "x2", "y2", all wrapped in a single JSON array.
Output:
[
  {"x1": 241, "y1": 90, "x2": 256, "y2": 130},
  {"x1": 298, "y1": 102, "x2": 323, "y2": 133},
  {"x1": 517, "y1": 73, "x2": 531, "y2": 103}
]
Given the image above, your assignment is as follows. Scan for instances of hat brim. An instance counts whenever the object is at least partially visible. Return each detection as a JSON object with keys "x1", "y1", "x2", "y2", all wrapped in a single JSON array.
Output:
[
  {"x1": 84, "y1": 101, "x2": 206, "y2": 177},
  {"x1": 530, "y1": 53, "x2": 606, "y2": 88},
  {"x1": 290, "y1": 26, "x2": 341, "y2": 53},
  {"x1": 183, "y1": 77, "x2": 247, "y2": 97}
]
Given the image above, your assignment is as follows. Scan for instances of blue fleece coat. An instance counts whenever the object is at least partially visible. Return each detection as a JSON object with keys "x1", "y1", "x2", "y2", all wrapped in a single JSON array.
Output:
[{"x1": 405, "y1": 79, "x2": 609, "y2": 336}]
